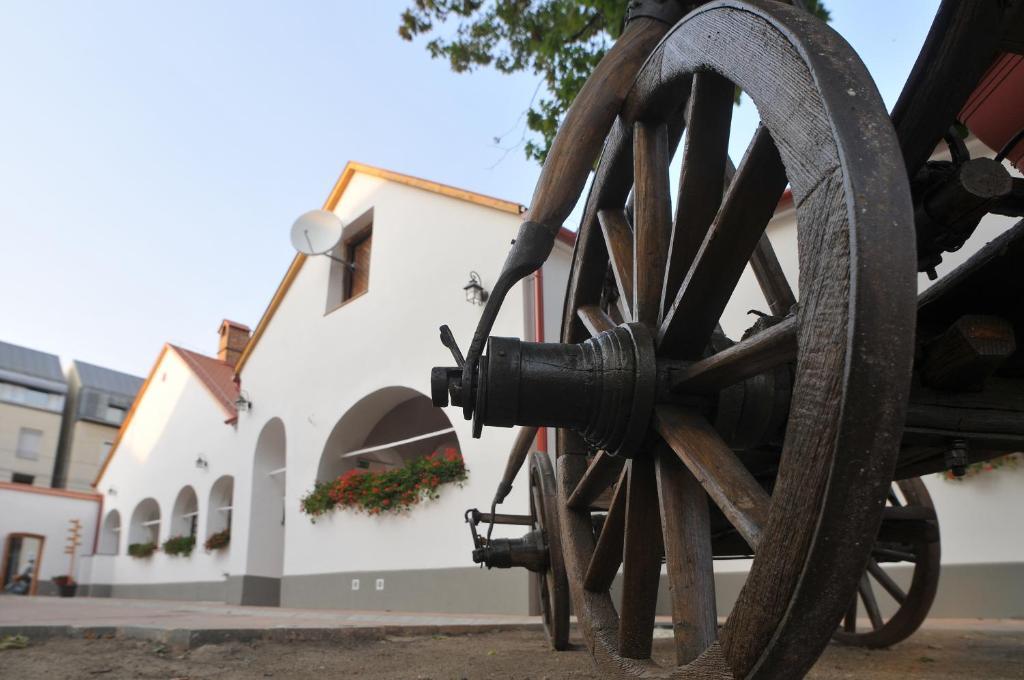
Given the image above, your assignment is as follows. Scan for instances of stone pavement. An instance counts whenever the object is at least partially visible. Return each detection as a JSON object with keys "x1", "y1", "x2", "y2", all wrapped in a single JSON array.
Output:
[
  {"x1": 1, "y1": 595, "x2": 1021, "y2": 649},
  {"x1": 0, "y1": 595, "x2": 541, "y2": 648}
]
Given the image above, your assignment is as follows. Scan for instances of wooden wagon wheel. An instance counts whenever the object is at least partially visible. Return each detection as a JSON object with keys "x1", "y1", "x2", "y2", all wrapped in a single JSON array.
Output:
[
  {"x1": 834, "y1": 478, "x2": 941, "y2": 649},
  {"x1": 554, "y1": 2, "x2": 917, "y2": 678},
  {"x1": 528, "y1": 450, "x2": 571, "y2": 651}
]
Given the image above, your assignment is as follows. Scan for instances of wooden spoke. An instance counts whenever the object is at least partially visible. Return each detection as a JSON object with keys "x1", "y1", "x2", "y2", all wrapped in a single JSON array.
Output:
[
  {"x1": 655, "y1": 445, "x2": 716, "y2": 665},
  {"x1": 584, "y1": 469, "x2": 628, "y2": 592},
  {"x1": 843, "y1": 598, "x2": 857, "y2": 634},
  {"x1": 567, "y1": 451, "x2": 625, "y2": 511},
  {"x1": 618, "y1": 455, "x2": 662, "y2": 659},
  {"x1": 598, "y1": 209, "x2": 635, "y2": 321},
  {"x1": 750, "y1": 232, "x2": 797, "y2": 316},
  {"x1": 858, "y1": 575, "x2": 884, "y2": 631},
  {"x1": 659, "y1": 126, "x2": 788, "y2": 358},
  {"x1": 633, "y1": 121, "x2": 673, "y2": 329},
  {"x1": 670, "y1": 315, "x2": 797, "y2": 394},
  {"x1": 873, "y1": 548, "x2": 917, "y2": 564},
  {"x1": 577, "y1": 305, "x2": 617, "y2": 337},
  {"x1": 866, "y1": 559, "x2": 907, "y2": 605},
  {"x1": 653, "y1": 405, "x2": 770, "y2": 550},
  {"x1": 661, "y1": 71, "x2": 735, "y2": 319}
]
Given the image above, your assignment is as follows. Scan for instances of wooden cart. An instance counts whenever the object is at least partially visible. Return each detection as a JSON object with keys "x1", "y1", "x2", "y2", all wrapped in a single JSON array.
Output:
[{"x1": 436, "y1": 0, "x2": 1023, "y2": 676}]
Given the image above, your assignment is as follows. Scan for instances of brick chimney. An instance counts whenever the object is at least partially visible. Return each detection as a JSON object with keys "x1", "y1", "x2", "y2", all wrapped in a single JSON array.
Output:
[{"x1": 218, "y1": 319, "x2": 251, "y2": 368}]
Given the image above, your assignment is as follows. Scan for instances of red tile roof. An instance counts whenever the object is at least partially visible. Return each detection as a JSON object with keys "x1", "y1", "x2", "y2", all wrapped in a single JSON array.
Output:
[{"x1": 169, "y1": 345, "x2": 239, "y2": 417}]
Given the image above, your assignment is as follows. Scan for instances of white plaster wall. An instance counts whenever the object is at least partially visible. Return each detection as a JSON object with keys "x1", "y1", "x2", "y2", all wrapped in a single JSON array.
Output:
[
  {"x1": 233, "y1": 173, "x2": 568, "y2": 579},
  {"x1": 0, "y1": 487, "x2": 99, "y2": 583},
  {"x1": 87, "y1": 350, "x2": 239, "y2": 586}
]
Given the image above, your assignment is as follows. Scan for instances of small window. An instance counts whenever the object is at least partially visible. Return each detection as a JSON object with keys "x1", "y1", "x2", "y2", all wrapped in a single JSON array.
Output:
[
  {"x1": 325, "y1": 209, "x2": 374, "y2": 313},
  {"x1": 106, "y1": 405, "x2": 126, "y2": 425},
  {"x1": 344, "y1": 229, "x2": 372, "y2": 301},
  {"x1": 12, "y1": 473, "x2": 34, "y2": 485},
  {"x1": 16, "y1": 428, "x2": 42, "y2": 460}
]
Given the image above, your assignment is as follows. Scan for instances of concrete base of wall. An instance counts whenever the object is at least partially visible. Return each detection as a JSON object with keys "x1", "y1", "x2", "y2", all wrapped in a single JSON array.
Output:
[
  {"x1": 75, "y1": 562, "x2": 1023, "y2": 619},
  {"x1": 282, "y1": 567, "x2": 532, "y2": 615},
  {"x1": 77, "y1": 580, "x2": 226, "y2": 602},
  {"x1": 225, "y1": 575, "x2": 280, "y2": 607},
  {"x1": 612, "y1": 561, "x2": 1024, "y2": 620}
]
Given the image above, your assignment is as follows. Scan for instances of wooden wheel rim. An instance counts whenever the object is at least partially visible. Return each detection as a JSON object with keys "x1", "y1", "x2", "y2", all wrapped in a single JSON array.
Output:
[
  {"x1": 529, "y1": 450, "x2": 571, "y2": 651},
  {"x1": 833, "y1": 478, "x2": 942, "y2": 649},
  {"x1": 556, "y1": 2, "x2": 916, "y2": 679}
]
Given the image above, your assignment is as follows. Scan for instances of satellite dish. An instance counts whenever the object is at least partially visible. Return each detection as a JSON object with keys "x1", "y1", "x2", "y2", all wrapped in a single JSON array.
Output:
[{"x1": 290, "y1": 210, "x2": 345, "y2": 256}]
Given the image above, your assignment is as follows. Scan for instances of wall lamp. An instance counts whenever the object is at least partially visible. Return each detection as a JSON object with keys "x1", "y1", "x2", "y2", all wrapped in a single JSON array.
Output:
[
  {"x1": 463, "y1": 271, "x2": 489, "y2": 306},
  {"x1": 235, "y1": 390, "x2": 253, "y2": 413}
]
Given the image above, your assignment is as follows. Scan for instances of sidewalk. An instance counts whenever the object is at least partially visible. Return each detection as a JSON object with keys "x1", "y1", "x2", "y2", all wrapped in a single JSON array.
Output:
[{"x1": 0, "y1": 595, "x2": 541, "y2": 648}]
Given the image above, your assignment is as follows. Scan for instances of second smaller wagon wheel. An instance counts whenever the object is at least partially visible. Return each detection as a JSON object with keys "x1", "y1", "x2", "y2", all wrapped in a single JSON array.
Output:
[
  {"x1": 834, "y1": 478, "x2": 942, "y2": 648},
  {"x1": 528, "y1": 450, "x2": 571, "y2": 650}
]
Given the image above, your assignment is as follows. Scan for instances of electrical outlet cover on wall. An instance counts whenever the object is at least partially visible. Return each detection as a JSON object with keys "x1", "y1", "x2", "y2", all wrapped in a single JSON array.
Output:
[
  {"x1": 351, "y1": 578, "x2": 360, "y2": 590},
  {"x1": 375, "y1": 578, "x2": 384, "y2": 591}
]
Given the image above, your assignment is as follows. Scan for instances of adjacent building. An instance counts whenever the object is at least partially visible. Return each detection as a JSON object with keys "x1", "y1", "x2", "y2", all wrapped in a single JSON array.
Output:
[
  {"x1": 55, "y1": 361, "x2": 144, "y2": 492},
  {"x1": 0, "y1": 340, "x2": 68, "y2": 488}
]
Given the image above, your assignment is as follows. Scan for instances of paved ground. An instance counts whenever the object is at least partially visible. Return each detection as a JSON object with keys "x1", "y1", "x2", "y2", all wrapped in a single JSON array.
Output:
[
  {"x1": 0, "y1": 595, "x2": 537, "y2": 631},
  {"x1": 0, "y1": 597, "x2": 1021, "y2": 679}
]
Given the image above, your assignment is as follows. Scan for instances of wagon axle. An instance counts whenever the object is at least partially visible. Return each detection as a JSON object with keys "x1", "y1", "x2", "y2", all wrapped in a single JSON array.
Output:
[{"x1": 464, "y1": 509, "x2": 549, "y2": 573}]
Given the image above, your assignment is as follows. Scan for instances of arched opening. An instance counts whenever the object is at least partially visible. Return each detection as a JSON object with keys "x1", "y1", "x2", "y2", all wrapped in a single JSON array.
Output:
[
  {"x1": 247, "y1": 418, "x2": 286, "y2": 590},
  {"x1": 206, "y1": 475, "x2": 234, "y2": 540},
  {"x1": 317, "y1": 387, "x2": 460, "y2": 483},
  {"x1": 128, "y1": 498, "x2": 161, "y2": 546},
  {"x1": 98, "y1": 510, "x2": 121, "y2": 555},
  {"x1": 170, "y1": 486, "x2": 199, "y2": 539}
]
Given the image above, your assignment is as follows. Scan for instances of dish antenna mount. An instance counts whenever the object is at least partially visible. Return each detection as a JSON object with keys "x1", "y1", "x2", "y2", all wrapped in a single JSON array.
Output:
[{"x1": 290, "y1": 209, "x2": 355, "y2": 269}]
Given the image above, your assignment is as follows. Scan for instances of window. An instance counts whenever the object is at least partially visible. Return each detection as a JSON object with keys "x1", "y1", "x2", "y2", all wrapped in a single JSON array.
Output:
[
  {"x1": 0, "y1": 381, "x2": 64, "y2": 412},
  {"x1": 106, "y1": 405, "x2": 126, "y2": 425},
  {"x1": 344, "y1": 229, "x2": 372, "y2": 301},
  {"x1": 325, "y1": 208, "x2": 374, "y2": 313},
  {"x1": 16, "y1": 428, "x2": 42, "y2": 460},
  {"x1": 11, "y1": 473, "x2": 34, "y2": 485}
]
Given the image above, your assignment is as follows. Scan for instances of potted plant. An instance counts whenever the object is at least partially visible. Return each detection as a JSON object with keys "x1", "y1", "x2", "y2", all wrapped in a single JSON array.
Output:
[
  {"x1": 204, "y1": 528, "x2": 230, "y2": 552},
  {"x1": 162, "y1": 535, "x2": 196, "y2": 557},
  {"x1": 128, "y1": 541, "x2": 157, "y2": 558},
  {"x1": 51, "y1": 575, "x2": 77, "y2": 598}
]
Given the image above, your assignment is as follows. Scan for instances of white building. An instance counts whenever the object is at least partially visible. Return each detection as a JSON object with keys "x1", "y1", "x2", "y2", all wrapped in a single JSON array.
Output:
[
  {"x1": 78, "y1": 145, "x2": 1022, "y2": 619},
  {"x1": 81, "y1": 162, "x2": 574, "y2": 611}
]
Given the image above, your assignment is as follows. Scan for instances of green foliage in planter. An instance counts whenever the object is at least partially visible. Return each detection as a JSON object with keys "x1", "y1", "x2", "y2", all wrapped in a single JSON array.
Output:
[
  {"x1": 300, "y1": 448, "x2": 468, "y2": 520},
  {"x1": 128, "y1": 542, "x2": 157, "y2": 558},
  {"x1": 162, "y1": 535, "x2": 196, "y2": 557},
  {"x1": 299, "y1": 481, "x2": 336, "y2": 521},
  {"x1": 204, "y1": 528, "x2": 230, "y2": 552}
]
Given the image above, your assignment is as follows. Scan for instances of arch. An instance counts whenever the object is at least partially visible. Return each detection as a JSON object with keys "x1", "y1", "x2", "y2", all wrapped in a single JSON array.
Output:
[
  {"x1": 170, "y1": 486, "x2": 199, "y2": 539},
  {"x1": 317, "y1": 387, "x2": 461, "y2": 483},
  {"x1": 247, "y1": 418, "x2": 286, "y2": 581},
  {"x1": 206, "y1": 475, "x2": 234, "y2": 539},
  {"x1": 98, "y1": 509, "x2": 121, "y2": 555},
  {"x1": 128, "y1": 498, "x2": 161, "y2": 546}
]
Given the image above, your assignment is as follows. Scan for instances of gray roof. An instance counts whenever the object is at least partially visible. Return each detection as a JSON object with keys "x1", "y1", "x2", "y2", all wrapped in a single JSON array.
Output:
[
  {"x1": 73, "y1": 360, "x2": 143, "y2": 398},
  {"x1": 0, "y1": 339, "x2": 67, "y2": 392}
]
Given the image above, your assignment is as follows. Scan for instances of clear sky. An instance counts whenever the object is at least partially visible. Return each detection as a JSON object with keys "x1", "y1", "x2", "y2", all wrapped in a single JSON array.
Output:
[{"x1": 0, "y1": 0, "x2": 939, "y2": 378}]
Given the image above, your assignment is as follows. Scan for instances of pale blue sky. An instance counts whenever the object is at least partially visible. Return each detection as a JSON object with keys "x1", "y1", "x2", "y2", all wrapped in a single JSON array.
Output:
[{"x1": 0, "y1": 1, "x2": 938, "y2": 377}]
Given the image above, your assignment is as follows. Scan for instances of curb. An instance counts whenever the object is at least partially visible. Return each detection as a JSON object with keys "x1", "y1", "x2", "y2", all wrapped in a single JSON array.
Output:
[{"x1": 0, "y1": 622, "x2": 545, "y2": 650}]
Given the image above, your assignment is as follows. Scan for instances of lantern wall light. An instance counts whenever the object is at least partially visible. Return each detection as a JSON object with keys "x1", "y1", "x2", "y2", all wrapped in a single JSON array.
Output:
[{"x1": 464, "y1": 271, "x2": 489, "y2": 306}]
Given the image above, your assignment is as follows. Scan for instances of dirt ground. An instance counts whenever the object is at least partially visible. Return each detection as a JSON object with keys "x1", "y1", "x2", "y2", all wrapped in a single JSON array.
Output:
[{"x1": 2, "y1": 628, "x2": 1021, "y2": 679}]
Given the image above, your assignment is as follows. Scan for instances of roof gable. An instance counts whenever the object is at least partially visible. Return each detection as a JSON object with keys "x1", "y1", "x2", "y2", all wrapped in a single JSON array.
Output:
[
  {"x1": 92, "y1": 344, "x2": 239, "y2": 487},
  {"x1": 233, "y1": 161, "x2": 536, "y2": 376}
]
